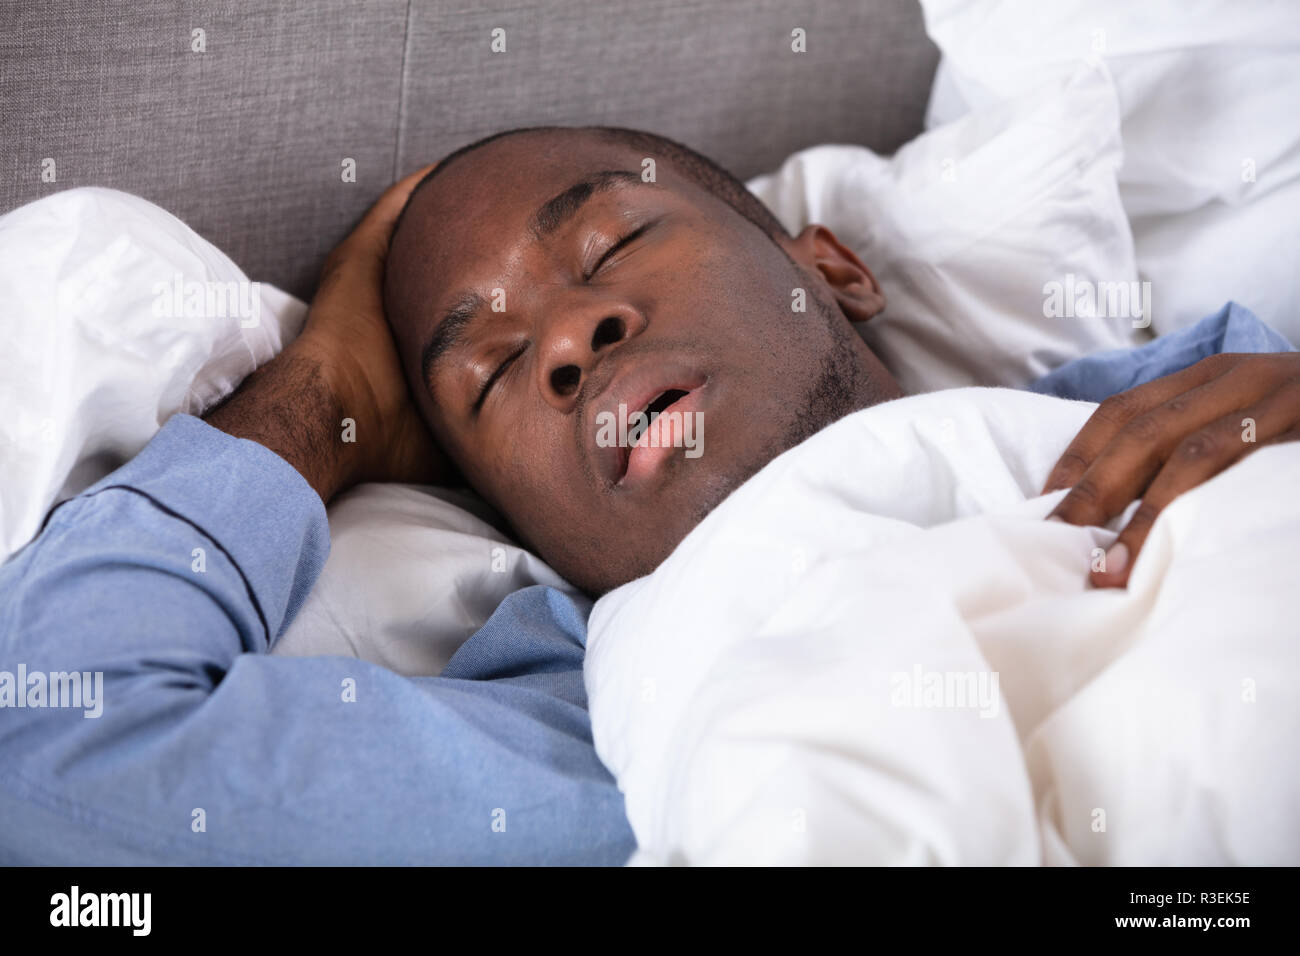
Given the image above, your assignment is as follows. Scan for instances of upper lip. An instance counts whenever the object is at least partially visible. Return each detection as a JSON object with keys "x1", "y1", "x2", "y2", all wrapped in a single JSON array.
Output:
[{"x1": 583, "y1": 352, "x2": 707, "y2": 487}]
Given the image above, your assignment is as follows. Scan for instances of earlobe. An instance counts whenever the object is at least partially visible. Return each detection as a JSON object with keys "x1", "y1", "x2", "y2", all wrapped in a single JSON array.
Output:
[{"x1": 782, "y1": 225, "x2": 885, "y2": 323}]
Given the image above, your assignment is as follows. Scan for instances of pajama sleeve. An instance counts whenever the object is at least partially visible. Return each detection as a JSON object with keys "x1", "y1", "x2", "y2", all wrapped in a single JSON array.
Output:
[{"x1": 0, "y1": 414, "x2": 634, "y2": 865}]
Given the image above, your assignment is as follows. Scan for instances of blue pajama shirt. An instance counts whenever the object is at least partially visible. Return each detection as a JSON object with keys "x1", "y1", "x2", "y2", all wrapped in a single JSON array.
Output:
[{"x1": 0, "y1": 301, "x2": 1291, "y2": 864}]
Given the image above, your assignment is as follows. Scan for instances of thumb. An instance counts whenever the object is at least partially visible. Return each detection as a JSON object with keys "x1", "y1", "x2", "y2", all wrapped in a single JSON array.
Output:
[{"x1": 335, "y1": 162, "x2": 439, "y2": 267}]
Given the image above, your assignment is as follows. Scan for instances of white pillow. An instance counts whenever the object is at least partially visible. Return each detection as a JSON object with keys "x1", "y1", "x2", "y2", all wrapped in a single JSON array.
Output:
[
  {"x1": 746, "y1": 61, "x2": 1146, "y2": 395},
  {"x1": 918, "y1": 0, "x2": 1300, "y2": 340},
  {"x1": 0, "y1": 187, "x2": 573, "y2": 677},
  {"x1": 271, "y1": 483, "x2": 574, "y2": 674},
  {"x1": 0, "y1": 186, "x2": 299, "y2": 559}
]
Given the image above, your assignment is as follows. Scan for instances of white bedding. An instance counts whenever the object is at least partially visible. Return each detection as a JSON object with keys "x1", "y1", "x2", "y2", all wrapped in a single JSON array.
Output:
[
  {"x1": 919, "y1": 0, "x2": 1300, "y2": 342},
  {"x1": 746, "y1": 61, "x2": 1146, "y2": 396},
  {"x1": 585, "y1": 388, "x2": 1300, "y2": 865}
]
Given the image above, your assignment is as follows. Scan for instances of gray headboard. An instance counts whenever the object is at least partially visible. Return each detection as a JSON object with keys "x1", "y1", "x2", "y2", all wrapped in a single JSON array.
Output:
[{"x1": 1, "y1": 1, "x2": 938, "y2": 300}]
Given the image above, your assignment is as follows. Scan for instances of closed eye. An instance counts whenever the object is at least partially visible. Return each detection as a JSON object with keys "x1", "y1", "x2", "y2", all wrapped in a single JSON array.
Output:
[
  {"x1": 474, "y1": 344, "x2": 527, "y2": 413},
  {"x1": 473, "y1": 220, "x2": 656, "y2": 413},
  {"x1": 583, "y1": 221, "x2": 655, "y2": 281}
]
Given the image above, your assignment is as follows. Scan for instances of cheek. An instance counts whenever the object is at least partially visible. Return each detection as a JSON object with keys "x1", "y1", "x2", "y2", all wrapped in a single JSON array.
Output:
[
  {"x1": 682, "y1": 233, "x2": 797, "y2": 330},
  {"x1": 464, "y1": 439, "x2": 531, "y2": 510},
  {"x1": 468, "y1": 411, "x2": 576, "y2": 525}
]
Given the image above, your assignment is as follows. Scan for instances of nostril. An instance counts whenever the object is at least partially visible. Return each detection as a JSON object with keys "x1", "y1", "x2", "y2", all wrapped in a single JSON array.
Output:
[
  {"x1": 550, "y1": 364, "x2": 581, "y2": 397},
  {"x1": 591, "y1": 316, "x2": 625, "y2": 351}
]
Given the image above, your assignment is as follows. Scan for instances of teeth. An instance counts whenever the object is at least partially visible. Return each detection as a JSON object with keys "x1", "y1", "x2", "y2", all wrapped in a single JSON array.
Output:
[
  {"x1": 621, "y1": 389, "x2": 689, "y2": 457},
  {"x1": 643, "y1": 389, "x2": 687, "y2": 419}
]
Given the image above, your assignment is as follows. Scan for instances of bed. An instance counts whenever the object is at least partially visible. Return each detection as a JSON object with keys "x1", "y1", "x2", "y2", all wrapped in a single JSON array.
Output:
[{"x1": 3, "y1": 0, "x2": 1298, "y2": 867}]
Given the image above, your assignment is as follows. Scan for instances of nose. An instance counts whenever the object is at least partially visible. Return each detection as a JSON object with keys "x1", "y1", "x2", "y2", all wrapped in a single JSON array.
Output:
[{"x1": 538, "y1": 299, "x2": 646, "y2": 409}]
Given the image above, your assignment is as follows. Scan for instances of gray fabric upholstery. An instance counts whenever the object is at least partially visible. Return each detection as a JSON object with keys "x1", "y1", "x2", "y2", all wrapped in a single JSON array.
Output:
[{"x1": 1, "y1": 1, "x2": 937, "y2": 299}]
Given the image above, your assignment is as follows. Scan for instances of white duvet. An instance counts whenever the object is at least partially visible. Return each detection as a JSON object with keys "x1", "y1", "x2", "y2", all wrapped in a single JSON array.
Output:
[{"x1": 585, "y1": 388, "x2": 1300, "y2": 866}]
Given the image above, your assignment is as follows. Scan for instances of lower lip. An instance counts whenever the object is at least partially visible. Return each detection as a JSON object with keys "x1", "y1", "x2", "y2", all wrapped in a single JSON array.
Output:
[{"x1": 619, "y1": 386, "x2": 706, "y2": 487}]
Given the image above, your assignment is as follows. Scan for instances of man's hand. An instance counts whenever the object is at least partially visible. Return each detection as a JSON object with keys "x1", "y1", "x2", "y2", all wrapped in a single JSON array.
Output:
[
  {"x1": 1042, "y1": 352, "x2": 1300, "y2": 588},
  {"x1": 293, "y1": 163, "x2": 445, "y2": 488},
  {"x1": 206, "y1": 165, "x2": 449, "y2": 502}
]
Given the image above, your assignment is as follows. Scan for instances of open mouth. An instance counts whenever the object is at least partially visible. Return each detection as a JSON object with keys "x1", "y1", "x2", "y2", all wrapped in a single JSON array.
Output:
[
  {"x1": 627, "y1": 389, "x2": 690, "y2": 444},
  {"x1": 587, "y1": 354, "x2": 710, "y2": 488},
  {"x1": 617, "y1": 388, "x2": 692, "y2": 480}
]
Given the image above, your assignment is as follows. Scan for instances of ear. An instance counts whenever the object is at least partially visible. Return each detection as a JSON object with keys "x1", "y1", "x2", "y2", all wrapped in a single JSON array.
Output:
[{"x1": 781, "y1": 224, "x2": 885, "y2": 323}]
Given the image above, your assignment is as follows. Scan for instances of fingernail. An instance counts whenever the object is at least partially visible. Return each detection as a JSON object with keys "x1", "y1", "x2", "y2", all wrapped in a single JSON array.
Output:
[
  {"x1": 1046, "y1": 515, "x2": 1065, "y2": 523},
  {"x1": 1104, "y1": 542, "x2": 1128, "y2": 574}
]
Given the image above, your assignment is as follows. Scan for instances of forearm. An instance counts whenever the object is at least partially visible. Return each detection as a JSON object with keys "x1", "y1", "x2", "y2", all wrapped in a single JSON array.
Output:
[{"x1": 204, "y1": 338, "x2": 376, "y2": 504}]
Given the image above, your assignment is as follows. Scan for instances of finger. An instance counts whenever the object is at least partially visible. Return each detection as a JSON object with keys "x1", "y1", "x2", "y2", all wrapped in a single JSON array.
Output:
[
  {"x1": 327, "y1": 163, "x2": 439, "y2": 269},
  {"x1": 362, "y1": 163, "x2": 439, "y2": 239},
  {"x1": 1041, "y1": 355, "x2": 1234, "y2": 495},
  {"x1": 1049, "y1": 358, "x2": 1271, "y2": 527},
  {"x1": 1092, "y1": 390, "x2": 1300, "y2": 589}
]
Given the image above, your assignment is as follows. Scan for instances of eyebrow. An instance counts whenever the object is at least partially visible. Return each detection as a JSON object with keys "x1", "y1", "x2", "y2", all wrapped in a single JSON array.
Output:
[
  {"x1": 419, "y1": 169, "x2": 649, "y2": 390},
  {"x1": 420, "y1": 290, "x2": 489, "y2": 392},
  {"x1": 529, "y1": 168, "x2": 643, "y2": 238}
]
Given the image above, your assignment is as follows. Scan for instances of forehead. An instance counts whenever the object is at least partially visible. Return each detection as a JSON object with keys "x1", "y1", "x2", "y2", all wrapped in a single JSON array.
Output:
[{"x1": 412, "y1": 133, "x2": 653, "y2": 264}]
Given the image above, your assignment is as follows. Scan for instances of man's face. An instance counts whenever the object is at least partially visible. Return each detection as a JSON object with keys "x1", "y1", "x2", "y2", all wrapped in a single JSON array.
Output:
[{"x1": 387, "y1": 129, "x2": 899, "y2": 593}]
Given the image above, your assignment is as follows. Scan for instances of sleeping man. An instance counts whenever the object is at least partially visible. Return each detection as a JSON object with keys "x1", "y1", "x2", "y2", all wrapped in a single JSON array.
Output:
[{"x1": 1, "y1": 125, "x2": 1296, "y2": 865}]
